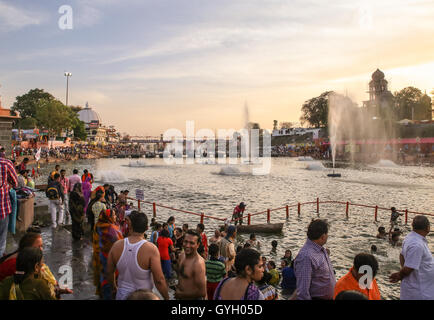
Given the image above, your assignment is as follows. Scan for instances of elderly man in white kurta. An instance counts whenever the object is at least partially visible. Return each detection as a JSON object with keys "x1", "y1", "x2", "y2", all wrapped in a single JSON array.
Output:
[{"x1": 389, "y1": 215, "x2": 434, "y2": 300}]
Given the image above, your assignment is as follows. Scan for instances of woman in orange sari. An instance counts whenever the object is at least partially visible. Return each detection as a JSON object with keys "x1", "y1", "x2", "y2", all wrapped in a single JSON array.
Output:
[{"x1": 92, "y1": 209, "x2": 123, "y2": 300}]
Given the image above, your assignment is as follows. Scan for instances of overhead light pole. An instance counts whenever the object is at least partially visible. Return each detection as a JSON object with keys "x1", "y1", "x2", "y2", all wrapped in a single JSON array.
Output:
[{"x1": 64, "y1": 72, "x2": 72, "y2": 106}]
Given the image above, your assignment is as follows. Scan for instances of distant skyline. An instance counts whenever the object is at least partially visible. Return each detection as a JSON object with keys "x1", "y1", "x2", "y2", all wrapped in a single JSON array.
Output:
[{"x1": 1, "y1": 0, "x2": 434, "y2": 135}]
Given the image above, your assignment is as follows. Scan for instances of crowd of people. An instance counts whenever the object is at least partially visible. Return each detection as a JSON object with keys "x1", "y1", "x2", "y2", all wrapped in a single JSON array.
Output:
[
  {"x1": 0, "y1": 160, "x2": 432, "y2": 300},
  {"x1": 272, "y1": 144, "x2": 330, "y2": 159},
  {"x1": 11, "y1": 146, "x2": 99, "y2": 162}
]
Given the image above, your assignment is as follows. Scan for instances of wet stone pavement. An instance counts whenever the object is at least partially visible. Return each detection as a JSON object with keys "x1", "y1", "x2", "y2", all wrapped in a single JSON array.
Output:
[{"x1": 7, "y1": 224, "x2": 98, "y2": 300}]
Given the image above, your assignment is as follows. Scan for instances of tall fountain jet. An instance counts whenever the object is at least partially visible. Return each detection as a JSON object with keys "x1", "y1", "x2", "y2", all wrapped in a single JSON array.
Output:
[
  {"x1": 327, "y1": 72, "x2": 397, "y2": 178},
  {"x1": 241, "y1": 101, "x2": 251, "y2": 163}
]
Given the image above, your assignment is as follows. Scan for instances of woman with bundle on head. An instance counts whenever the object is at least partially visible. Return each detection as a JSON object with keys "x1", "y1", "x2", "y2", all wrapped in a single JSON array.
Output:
[
  {"x1": 0, "y1": 247, "x2": 55, "y2": 300},
  {"x1": 92, "y1": 209, "x2": 123, "y2": 299},
  {"x1": 69, "y1": 183, "x2": 86, "y2": 240},
  {"x1": 214, "y1": 248, "x2": 265, "y2": 300}
]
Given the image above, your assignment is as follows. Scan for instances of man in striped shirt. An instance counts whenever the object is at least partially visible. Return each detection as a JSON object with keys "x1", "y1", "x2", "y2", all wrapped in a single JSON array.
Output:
[
  {"x1": 294, "y1": 219, "x2": 336, "y2": 300},
  {"x1": 0, "y1": 158, "x2": 19, "y2": 256},
  {"x1": 206, "y1": 243, "x2": 226, "y2": 300}
]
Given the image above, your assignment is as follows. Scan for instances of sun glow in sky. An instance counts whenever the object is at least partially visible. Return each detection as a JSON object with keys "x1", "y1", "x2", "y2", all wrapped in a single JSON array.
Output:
[{"x1": 0, "y1": 0, "x2": 433, "y2": 135}]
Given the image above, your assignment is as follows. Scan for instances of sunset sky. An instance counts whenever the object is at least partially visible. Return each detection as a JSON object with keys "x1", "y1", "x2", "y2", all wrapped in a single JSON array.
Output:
[{"x1": 1, "y1": 0, "x2": 433, "y2": 136}]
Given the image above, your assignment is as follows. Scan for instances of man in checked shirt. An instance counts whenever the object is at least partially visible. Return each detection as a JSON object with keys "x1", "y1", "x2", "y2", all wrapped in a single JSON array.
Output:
[
  {"x1": 0, "y1": 157, "x2": 18, "y2": 256},
  {"x1": 294, "y1": 219, "x2": 336, "y2": 300}
]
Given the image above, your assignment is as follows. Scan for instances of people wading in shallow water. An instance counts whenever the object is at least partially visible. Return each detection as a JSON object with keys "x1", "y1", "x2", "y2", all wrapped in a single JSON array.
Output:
[
  {"x1": 232, "y1": 202, "x2": 246, "y2": 226},
  {"x1": 175, "y1": 230, "x2": 206, "y2": 300}
]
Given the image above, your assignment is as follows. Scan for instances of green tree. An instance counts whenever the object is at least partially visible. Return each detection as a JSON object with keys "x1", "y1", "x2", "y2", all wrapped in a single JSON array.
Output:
[
  {"x1": 416, "y1": 93, "x2": 432, "y2": 120},
  {"x1": 279, "y1": 122, "x2": 293, "y2": 129},
  {"x1": 273, "y1": 120, "x2": 278, "y2": 130},
  {"x1": 394, "y1": 87, "x2": 424, "y2": 120},
  {"x1": 300, "y1": 91, "x2": 333, "y2": 128},
  {"x1": 35, "y1": 99, "x2": 74, "y2": 138},
  {"x1": 11, "y1": 89, "x2": 55, "y2": 128},
  {"x1": 69, "y1": 105, "x2": 83, "y2": 113}
]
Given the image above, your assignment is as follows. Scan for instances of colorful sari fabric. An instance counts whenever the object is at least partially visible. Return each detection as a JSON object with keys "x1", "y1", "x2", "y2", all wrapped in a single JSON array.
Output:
[
  {"x1": 90, "y1": 186, "x2": 105, "y2": 201},
  {"x1": 92, "y1": 209, "x2": 123, "y2": 298},
  {"x1": 82, "y1": 177, "x2": 92, "y2": 214}
]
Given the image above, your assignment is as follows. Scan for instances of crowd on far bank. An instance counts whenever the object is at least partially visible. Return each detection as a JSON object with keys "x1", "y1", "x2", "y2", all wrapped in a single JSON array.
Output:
[
  {"x1": 272, "y1": 145, "x2": 330, "y2": 159},
  {"x1": 0, "y1": 160, "x2": 432, "y2": 301},
  {"x1": 11, "y1": 146, "x2": 98, "y2": 162}
]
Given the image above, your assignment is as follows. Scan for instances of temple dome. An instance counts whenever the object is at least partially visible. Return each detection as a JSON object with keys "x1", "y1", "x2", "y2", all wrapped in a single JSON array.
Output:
[
  {"x1": 77, "y1": 102, "x2": 101, "y2": 124},
  {"x1": 372, "y1": 68, "x2": 385, "y2": 81}
]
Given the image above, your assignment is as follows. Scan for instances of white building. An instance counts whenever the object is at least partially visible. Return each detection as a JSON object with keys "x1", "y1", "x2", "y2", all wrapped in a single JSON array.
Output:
[{"x1": 77, "y1": 102, "x2": 107, "y2": 144}]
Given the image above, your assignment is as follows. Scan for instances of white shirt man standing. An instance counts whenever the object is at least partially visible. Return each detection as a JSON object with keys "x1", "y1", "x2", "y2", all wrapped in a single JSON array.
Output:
[{"x1": 389, "y1": 215, "x2": 434, "y2": 300}]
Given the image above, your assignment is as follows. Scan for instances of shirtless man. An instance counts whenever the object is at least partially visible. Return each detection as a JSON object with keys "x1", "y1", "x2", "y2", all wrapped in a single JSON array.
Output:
[
  {"x1": 106, "y1": 211, "x2": 169, "y2": 300},
  {"x1": 175, "y1": 229, "x2": 207, "y2": 300}
]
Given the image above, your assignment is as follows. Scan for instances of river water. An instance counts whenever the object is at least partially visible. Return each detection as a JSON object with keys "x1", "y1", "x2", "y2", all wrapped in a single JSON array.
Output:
[{"x1": 34, "y1": 157, "x2": 434, "y2": 300}]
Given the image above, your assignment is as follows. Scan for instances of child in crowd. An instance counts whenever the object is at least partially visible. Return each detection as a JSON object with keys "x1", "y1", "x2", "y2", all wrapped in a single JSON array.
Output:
[
  {"x1": 281, "y1": 249, "x2": 292, "y2": 265},
  {"x1": 267, "y1": 261, "x2": 280, "y2": 286}
]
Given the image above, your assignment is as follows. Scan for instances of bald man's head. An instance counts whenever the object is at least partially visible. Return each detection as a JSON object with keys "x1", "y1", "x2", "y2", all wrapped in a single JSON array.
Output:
[{"x1": 412, "y1": 215, "x2": 430, "y2": 233}]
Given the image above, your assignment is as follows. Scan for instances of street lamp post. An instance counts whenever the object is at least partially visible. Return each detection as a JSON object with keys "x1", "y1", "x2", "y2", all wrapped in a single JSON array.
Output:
[{"x1": 64, "y1": 72, "x2": 72, "y2": 107}]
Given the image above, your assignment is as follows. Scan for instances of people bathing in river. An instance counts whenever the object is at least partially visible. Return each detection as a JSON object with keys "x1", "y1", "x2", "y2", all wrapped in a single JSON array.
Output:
[
  {"x1": 270, "y1": 240, "x2": 278, "y2": 255},
  {"x1": 232, "y1": 202, "x2": 246, "y2": 226},
  {"x1": 267, "y1": 261, "x2": 280, "y2": 286},
  {"x1": 262, "y1": 256, "x2": 269, "y2": 272},
  {"x1": 376, "y1": 226, "x2": 388, "y2": 239},
  {"x1": 246, "y1": 233, "x2": 261, "y2": 251},
  {"x1": 282, "y1": 249, "x2": 292, "y2": 265},
  {"x1": 390, "y1": 207, "x2": 403, "y2": 228},
  {"x1": 389, "y1": 228, "x2": 402, "y2": 247},
  {"x1": 281, "y1": 259, "x2": 297, "y2": 295}
]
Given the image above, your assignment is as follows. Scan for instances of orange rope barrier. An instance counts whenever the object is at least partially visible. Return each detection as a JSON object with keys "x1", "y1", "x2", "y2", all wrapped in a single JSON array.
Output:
[{"x1": 125, "y1": 197, "x2": 434, "y2": 224}]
